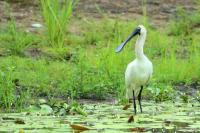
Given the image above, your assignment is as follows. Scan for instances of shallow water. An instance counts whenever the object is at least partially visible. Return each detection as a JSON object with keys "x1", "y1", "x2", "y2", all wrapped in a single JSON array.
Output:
[{"x1": 0, "y1": 101, "x2": 200, "y2": 133}]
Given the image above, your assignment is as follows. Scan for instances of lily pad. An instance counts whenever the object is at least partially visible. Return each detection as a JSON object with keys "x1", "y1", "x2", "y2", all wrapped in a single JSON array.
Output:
[
  {"x1": 15, "y1": 119, "x2": 25, "y2": 124},
  {"x1": 70, "y1": 124, "x2": 90, "y2": 131},
  {"x1": 128, "y1": 115, "x2": 134, "y2": 123},
  {"x1": 39, "y1": 104, "x2": 53, "y2": 114},
  {"x1": 0, "y1": 101, "x2": 199, "y2": 132}
]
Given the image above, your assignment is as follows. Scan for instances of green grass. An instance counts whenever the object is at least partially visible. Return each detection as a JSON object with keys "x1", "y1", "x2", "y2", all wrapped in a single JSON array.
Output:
[
  {"x1": 0, "y1": 66, "x2": 15, "y2": 112},
  {"x1": 0, "y1": 2, "x2": 200, "y2": 111},
  {"x1": 0, "y1": 20, "x2": 37, "y2": 56}
]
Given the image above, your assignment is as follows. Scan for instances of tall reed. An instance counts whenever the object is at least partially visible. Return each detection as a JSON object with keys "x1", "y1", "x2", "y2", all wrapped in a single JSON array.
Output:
[{"x1": 40, "y1": 0, "x2": 75, "y2": 48}]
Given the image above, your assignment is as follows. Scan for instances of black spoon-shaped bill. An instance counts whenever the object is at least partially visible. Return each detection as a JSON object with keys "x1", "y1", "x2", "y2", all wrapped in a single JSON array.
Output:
[{"x1": 115, "y1": 27, "x2": 141, "y2": 53}]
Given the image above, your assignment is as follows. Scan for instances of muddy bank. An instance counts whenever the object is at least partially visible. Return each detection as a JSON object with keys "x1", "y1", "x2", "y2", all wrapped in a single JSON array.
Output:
[
  {"x1": 76, "y1": 0, "x2": 196, "y2": 25},
  {"x1": 0, "y1": 0, "x2": 197, "y2": 26}
]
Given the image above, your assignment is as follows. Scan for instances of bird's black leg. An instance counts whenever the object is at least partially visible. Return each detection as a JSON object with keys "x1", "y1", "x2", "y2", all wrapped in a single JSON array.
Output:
[
  {"x1": 132, "y1": 90, "x2": 137, "y2": 115},
  {"x1": 138, "y1": 86, "x2": 143, "y2": 113}
]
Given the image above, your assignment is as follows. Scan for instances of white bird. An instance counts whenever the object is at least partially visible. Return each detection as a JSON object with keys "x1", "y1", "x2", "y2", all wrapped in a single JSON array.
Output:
[{"x1": 115, "y1": 25, "x2": 153, "y2": 114}]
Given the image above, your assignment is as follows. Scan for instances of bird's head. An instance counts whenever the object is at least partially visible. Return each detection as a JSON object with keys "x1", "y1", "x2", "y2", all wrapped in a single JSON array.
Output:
[
  {"x1": 138, "y1": 25, "x2": 146, "y2": 35},
  {"x1": 115, "y1": 25, "x2": 146, "y2": 53}
]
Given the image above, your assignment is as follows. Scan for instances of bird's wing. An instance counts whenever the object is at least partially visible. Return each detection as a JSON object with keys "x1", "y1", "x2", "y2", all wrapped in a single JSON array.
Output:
[{"x1": 145, "y1": 72, "x2": 152, "y2": 87}]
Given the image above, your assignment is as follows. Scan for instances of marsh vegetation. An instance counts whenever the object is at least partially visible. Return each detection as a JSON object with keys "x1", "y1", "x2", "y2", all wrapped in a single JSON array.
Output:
[{"x1": 0, "y1": 0, "x2": 200, "y2": 132}]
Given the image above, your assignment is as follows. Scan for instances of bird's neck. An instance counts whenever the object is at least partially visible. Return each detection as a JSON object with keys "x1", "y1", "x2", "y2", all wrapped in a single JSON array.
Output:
[{"x1": 135, "y1": 34, "x2": 146, "y2": 59}]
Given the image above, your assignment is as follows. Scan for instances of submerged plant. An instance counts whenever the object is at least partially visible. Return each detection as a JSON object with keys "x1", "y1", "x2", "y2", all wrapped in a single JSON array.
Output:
[
  {"x1": 180, "y1": 92, "x2": 189, "y2": 103},
  {"x1": 40, "y1": 0, "x2": 76, "y2": 48},
  {"x1": 147, "y1": 85, "x2": 176, "y2": 102},
  {"x1": 195, "y1": 91, "x2": 200, "y2": 102}
]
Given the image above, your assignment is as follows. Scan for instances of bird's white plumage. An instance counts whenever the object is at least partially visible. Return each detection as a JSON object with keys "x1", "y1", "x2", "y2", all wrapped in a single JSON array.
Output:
[{"x1": 125, "y1": 25, "x2": 153, "y2": 99}]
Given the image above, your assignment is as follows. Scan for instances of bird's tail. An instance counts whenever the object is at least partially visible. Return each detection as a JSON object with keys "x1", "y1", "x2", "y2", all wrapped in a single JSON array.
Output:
[{"x1": 126, "y1": 88, "x2": 133, "y2": 100}]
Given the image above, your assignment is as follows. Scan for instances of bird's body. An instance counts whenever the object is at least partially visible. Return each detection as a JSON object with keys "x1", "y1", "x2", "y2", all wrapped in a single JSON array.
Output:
[
  {"x1": 125, "y1": 56, "x2": 153, "y2": 99},
  {"x1": 125, "y1": 26, "x2": 153, "y2": 99},
  {"x1": 115, "y1": 25, "x2": 153, "y2": 114}
]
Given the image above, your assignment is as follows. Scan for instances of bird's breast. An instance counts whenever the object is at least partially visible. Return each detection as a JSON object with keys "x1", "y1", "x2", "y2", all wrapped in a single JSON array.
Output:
[{"x1": 125, "y1": 59, "x2": 152, "y2": 86}]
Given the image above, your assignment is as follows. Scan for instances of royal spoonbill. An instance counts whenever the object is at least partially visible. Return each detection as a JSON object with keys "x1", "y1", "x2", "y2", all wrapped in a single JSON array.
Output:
[{"x1": 115, "y1": 25, "x2": 153, "y2": 114}]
